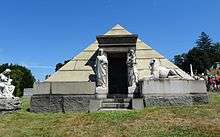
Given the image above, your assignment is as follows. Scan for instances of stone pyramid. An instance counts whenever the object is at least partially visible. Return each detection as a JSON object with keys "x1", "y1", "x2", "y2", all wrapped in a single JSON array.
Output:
[{"x1": 46, "y1": 24, "x2": 192, "y2": 82}]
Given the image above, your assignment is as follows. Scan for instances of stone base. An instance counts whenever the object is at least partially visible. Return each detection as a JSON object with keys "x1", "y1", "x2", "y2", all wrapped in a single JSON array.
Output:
[
  {"x1": 128, "y1": 85, "x2": 136, "y2": 98},
  {"x1": 95, "y1": 87, "x2": 108, "y2": 99},
  {"x1": 144, "y1": 93, "x2": 208, "y2": 106},
  {"x1": 30, "y1": 94, "x2": 95, "y2": 113},
  {"x1": 0, "y1": 97, "x2": 21, "y2": 114},
  {"x1": 89, "y1": 99, "x2": 102, "y2": 112},
  {"x1": 132, "y1": 98, "x2": 144, "y2": 110},
  {"x1": 30, "y1": 93, "x2": 209, "y2": 113}
]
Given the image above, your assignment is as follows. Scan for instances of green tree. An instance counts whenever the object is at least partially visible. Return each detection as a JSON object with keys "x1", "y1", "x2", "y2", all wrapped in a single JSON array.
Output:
[
  {"x1": 173, "y1": 54, "x2": 188, "y2": 71},
  {"x1": 212, "y1": 42, "x2": 220, "y2": 62},
  {"x1": 174, "y1": 32, "x2": 219, "y2": 74},
  {"x1": 196, "y1": 32, "x2": 212, "y2": 49},
  {"x1": 0, "y1": 64, "x2": 35, "y2": 97}
]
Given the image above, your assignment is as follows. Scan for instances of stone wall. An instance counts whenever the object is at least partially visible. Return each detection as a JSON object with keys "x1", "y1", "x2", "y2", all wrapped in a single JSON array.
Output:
[
  {"x1": 30, "y1": 94, "x2": 95, "y2": 113},
  {"x1": 141, "y1": 79, "x2": 208, "y2": 106},
  {"x1": 144, "y1": 93, "x2": 208, "y2": 106}
]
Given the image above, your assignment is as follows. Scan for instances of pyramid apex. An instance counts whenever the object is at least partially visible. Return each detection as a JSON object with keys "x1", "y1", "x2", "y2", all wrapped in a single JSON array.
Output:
[
  {"x1": 105, "y1": 24, "x2": 131, "y2": 35},
  {"x1": 112, "y1": 24, "x2": 125, "y2": 30}
]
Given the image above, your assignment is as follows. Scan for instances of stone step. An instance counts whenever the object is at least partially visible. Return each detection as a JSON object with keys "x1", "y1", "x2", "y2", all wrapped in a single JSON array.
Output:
[
  {"x1": 102, "y1": 102, "x2": 130, "y2": 108},
  {"x1": 107, "y1": 94, "x2": 130, "y2": 98},
  {"x1": 98, "y1": 108, "x2": 131, "y2": 112},
  {"x1": 102, "y1": 98, "x2": 131, "y2": 103}
]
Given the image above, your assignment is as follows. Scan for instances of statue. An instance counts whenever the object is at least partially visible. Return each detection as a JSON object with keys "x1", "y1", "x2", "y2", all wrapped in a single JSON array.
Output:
[
  {"x1": 0, "y1": 69, "x2": 20, "y2": 113},
  {"x1": 127, "y1": 49, "x2": 139, "y2": 86},
  {"x1": 149, "y1": 59, "x2": 181, "y2": 79},
  {"x1": 95, "y1": 49, "x2": 108, "y2": 88},
  {"x1": 0, "y1": 69, "x2": 15, "y2": 98}
]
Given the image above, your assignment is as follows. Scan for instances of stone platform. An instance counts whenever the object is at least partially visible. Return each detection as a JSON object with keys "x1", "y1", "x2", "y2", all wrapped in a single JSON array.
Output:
[
  {"x1": 140, "y1": 79, "x2": 208, "y2": 106},
  {"x1": 30, "y1": 79, "x2": 209, "y2": 113}
]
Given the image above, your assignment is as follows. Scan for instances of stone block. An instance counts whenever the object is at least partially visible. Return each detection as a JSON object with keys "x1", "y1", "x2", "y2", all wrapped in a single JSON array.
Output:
[
  {"x1": 144, "y1": 95, "x2": 193, "y2": 106},
  {"x1": 59, "y1": 60, "x2": 77, "y2": 71},
  {"x1": 89, "y1": 99, "x2": 102, "y2": 112},
  {"x1": 51, "y1": 82, "x2": 95, "y2": 94},
  {"x1": 132, "y1": 98, "x2": 144, "y2": 110},
  {"x1": 33, "y1": 82, "x2": 51, "y2": 94},
  {"x1": 46, "y1": 71, "x2": 95, "y2": 82},
  {"x1": 95, "y1": 87, "x2": 108, "y2": 99},
  {"x1": 0, "y1": 97, "x2": 21, "y2": 113},
  {"x1": 136, "y1": 49, "x2": 164, "y2": 59},
  {"x1": 30, "y1": 95, "x2": 50, "y2": 112},
  {"x1": 30, "y1": 94, "x2": 95, "y2": 113},
  {"x1": 191, "y1": 93, "x2": 209, "y2": 104},
  {"x1": 48, "y1": 96, "x2": 64, "y2": 112},
  {"x1": 141, "y1": 79, "x2": 207, "y2": 95},
  {"x1": 64, "y1": 95, "x2": 94, "y2": 112},
  {"x1": 32, "y1": 82, "x2": 96, "y2": 95}
]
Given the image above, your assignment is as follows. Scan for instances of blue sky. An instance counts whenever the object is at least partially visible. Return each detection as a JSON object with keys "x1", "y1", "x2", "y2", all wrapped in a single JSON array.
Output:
[{"x1": 0, "y1": 0, "x2": 220, "y2": 80}]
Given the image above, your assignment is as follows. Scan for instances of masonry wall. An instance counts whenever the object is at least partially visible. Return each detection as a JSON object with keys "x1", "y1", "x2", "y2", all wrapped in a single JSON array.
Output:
[
  {"x1": 30, "y1": 81, "x2": 96, "y2": 113},
  {"x1": 30, "y1": 94, "x2": 95, "y2": 113},
  {"x1": 141, "y1": 79, "x2": 209, "y2": 106}
]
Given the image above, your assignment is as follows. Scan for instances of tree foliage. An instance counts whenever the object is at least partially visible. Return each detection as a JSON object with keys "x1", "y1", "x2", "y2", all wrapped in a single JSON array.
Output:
[
  {"x1": 0, "y1": 64, "x2": 35, "y2": 97},
  {"x1": 173, "y1": 32, "x2": 220, "y2": 74}
]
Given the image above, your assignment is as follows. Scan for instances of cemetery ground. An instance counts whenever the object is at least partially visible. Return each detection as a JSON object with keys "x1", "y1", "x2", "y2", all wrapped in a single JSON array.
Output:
[{"x1": 0, "y1": 93, "x2": 219, "y2": 137}]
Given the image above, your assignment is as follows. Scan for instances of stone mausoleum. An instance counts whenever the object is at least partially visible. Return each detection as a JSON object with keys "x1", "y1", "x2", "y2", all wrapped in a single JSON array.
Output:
[{"x1": 30, "y1": 24, "x2": 208, "y2": 113}]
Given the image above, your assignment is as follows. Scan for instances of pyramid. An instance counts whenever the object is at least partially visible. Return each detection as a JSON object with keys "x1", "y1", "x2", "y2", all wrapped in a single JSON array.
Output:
[{"x1": 46, "y1": 24, "x2": 192, "y2": 82}]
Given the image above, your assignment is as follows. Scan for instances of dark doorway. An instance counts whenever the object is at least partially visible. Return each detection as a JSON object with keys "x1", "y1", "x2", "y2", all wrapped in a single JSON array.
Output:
[{"x1": 108, "y1": 53, "x2": 128, "y2": 97}]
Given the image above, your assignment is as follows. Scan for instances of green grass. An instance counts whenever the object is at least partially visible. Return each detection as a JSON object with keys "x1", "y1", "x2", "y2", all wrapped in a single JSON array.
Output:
[{"x1": 0, "y1": 93, "x2": 220, "y2": 137}]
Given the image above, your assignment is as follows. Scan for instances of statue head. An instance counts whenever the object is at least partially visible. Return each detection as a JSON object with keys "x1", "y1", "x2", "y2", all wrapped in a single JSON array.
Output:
[
  {"x1": 129, "y1": 49, "x2": 135, "y2": 55},
  {"x1": 2, "y1": 69, "x2": 11, "y2": 75},
  {"x1": 99, "y1": 49, "x2": 104, "y2": 56},
  {"x1": 149, "y1": 59, "x2": 156, "y2": 66}
]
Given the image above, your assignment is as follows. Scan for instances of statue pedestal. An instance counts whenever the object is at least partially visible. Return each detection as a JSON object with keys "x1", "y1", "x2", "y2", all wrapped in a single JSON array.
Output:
[
  {"x1": 128, "y1": 85, "x2": 137, "y2": 98},
  {"x1": 0, "y1": 97, "x2": 21, "y2": 114},
  {"x1": 95, "y1": 87, "x2": 108, "y2": 99}
]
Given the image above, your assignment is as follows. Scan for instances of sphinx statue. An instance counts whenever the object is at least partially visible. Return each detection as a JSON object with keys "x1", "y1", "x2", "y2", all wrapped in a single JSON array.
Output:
[{"x1": 149, "y1": 59, "x2": 181, "y2": 79}]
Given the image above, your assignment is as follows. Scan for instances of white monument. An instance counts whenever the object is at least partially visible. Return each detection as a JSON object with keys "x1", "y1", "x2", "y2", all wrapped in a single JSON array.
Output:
[
  {"x1": 95, "y1": 49, "x2": 108, "y2": 88},
  {"x1": 95, "y1": 49, "x2": 108, "y2": 98},
  {"x1": 0, "y1": 69, "x2": 20, "y2": 113},
  {"x1": 0, "y1": 69, "x2": 15, "y2": 98}
]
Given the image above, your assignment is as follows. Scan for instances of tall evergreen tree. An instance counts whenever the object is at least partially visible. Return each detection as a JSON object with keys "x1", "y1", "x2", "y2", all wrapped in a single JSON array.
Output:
[
  {"x1": 174, "y1": 32, "x2": 219, "y2": 74},
  {"x1": 188, "y1": 32, "x2": 213, "y2": 73},
  {"x1": 196, "y1": 32, "x2": 212, "y2": 50}
]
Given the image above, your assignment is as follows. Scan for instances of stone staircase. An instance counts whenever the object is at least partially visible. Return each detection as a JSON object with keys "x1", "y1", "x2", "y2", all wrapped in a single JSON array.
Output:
[{"x1": 98, "y1": 98, "x2": 132, "y2": 111}]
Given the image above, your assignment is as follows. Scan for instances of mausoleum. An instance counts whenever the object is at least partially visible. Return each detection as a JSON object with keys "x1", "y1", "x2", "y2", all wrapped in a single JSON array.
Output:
[{"x1": 30, "y1": 24, "x2": 208, "y2": 113}]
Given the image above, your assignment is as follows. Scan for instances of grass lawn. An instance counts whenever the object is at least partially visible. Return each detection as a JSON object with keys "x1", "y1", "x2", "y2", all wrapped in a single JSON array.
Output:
[{"x1": 0, "y1": 93, "x2": 220, "y2": 137}]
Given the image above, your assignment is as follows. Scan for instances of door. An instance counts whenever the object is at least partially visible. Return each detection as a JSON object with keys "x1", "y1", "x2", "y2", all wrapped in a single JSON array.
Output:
[{"x1": 108, "y1": 53, "x2": 128, "y2": 96}]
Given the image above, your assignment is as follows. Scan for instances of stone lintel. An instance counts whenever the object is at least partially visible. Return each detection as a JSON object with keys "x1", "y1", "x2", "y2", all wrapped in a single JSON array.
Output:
[{"x1": 97, "y1": 34, "x2": 138, "y2": 47}]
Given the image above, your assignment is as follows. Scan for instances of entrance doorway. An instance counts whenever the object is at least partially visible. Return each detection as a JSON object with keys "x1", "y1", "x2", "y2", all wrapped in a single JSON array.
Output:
[{"x1": 108, "y1": 53, "x2": 128, "y2": 97}]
